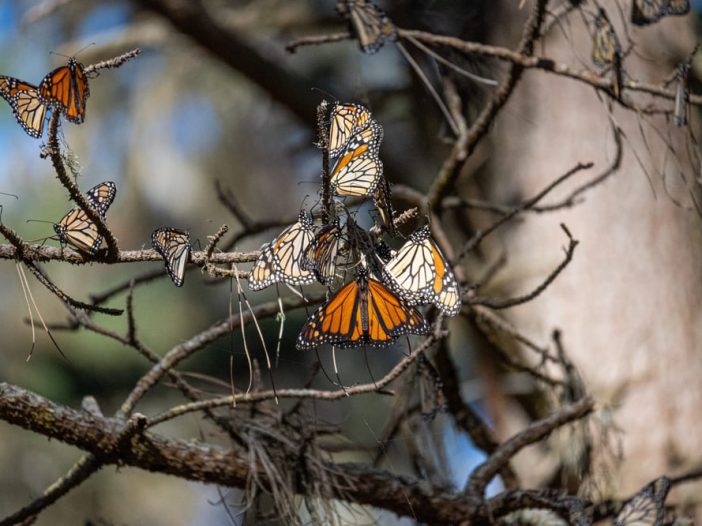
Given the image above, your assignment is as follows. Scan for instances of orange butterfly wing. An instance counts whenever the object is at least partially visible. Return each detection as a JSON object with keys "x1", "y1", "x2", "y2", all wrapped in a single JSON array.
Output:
[
  {"x1": 40, "y1": 58, "x2": 90, "y2": 124},
  {"x1": 366, "y1": 278, "x2": 428, "y2": 344},
  {"x1": 296, "y1": 275, "x2": 428, "y2": 349},
  {"x1": 328, "y1": 103, "x2": 372, "y2": 157},
  {"x1": 297, "y1": 279, "x2": 361, "y2": 349},
  {"x1": 0, "y1": 76, "x2": 47, "y2": 138}
]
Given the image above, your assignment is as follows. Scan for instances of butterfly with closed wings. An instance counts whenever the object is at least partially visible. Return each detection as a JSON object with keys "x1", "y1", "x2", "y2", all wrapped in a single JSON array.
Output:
[
  {"x1": 631, "y1": 0, "x2": 690, "y2": 26},
  {"x1": 53, "y1": 181, "x2": 116, "y2": 255},
  {"x1": 614, "y1": 476, "x2": 670, "y2": 526},
  {"x1": 248, "y1": 210, "x2": 317, "y2": 290},
  {"x1": 301, "y1": 218, "x2": 345, "y2": 285},
  {"x1": 336, "y1": 0, "x2": 397, "y2": 54},
  {"x1": 152, "y1": 228, "x2": 191, "y2": 287},
  {"x1": 330, "y1": 118, "x2": 383, "y2": 197},
  {"x1": 591, "y1": 8, "x2": 623, "y2": 99},
  {"x1": 328, "y1": 102, "x2": 373, "y2": 158}
]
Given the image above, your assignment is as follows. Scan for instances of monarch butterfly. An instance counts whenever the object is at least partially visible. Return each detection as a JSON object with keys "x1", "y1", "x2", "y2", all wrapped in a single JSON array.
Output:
[
  {"x1": 296, "y1": 269, "x2": 429, "y2": 350},
  {"x1": 248, "y1": 210, "x2": 316, "y2": 290},
  {"x1": 85, "y1": 180, "x2": 117, "y2": 218},
  {"x1": 301, "y1": 219, "x2": 344, "y2": 285},
  {"x1": 336, "y1": 0, "x2": 398, "y2": 54},
  {"x1": 152, "y1": 228, "x2": 191, "y2": 287},
  {"x1": 372, "y1": 176, "x2": 397, "y2": 235},
  {"x1": 673, "y1": 62, "x2": 690, "y2": 127},
  {"x1": 53, "y1": 181, "x2": 116, "y2": 254},
  {"x1": 631, "y1": 0, "x2": 689, "y2": 25},
  {"x1": 0, "y1": 77, "x2": 48, "y2": 138},
  {"x1": 382, "y1": 225, "x2": 461, "y2": 317},
  {"x1": 328, "y1": 103, "x2": 373, "y2": 158},
  {"x1": 40, "y1": 57, "x2": 90, "y2": 124},
  {"x1": 330, "y1": 120, "x2": 383, "y2": 196},
  {"x1": 592, "y1": 9, "x2": 623, "y2": 98},
  {"x1": 614, "y1": 476, "x2": 670, "y2": 526}
]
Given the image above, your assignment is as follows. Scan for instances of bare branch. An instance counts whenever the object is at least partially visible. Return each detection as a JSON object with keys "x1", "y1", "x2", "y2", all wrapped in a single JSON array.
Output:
[{"x1": 466, "y1": 396, "x2": 594, "y2": 497}]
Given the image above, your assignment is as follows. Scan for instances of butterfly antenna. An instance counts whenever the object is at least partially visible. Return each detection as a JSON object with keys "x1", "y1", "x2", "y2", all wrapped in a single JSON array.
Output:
[
  {"x1": 17, "y1": 263, "x2": 66, "y2": 359},
  {"x1": 49, "y1": 49, "x2": 70, "y2": 59},
  {"x1": 73, "y1": 42, "x2": 96, "y2": 59},
  {"x1": 232, "y1": 264, "x2": 253, "y2": 395},
  {"x1": 395, "y1": 42, "x2": 459, "y2": 136},
  {"x1": 331, "y1": 345, "x2": 349, "y2": 396},
  {"x1": 0, "y1": 191, "x2": 18, "y2": 199},
  {"x1": 16, "y1": 263, "x2": 36, "y2": 360}
]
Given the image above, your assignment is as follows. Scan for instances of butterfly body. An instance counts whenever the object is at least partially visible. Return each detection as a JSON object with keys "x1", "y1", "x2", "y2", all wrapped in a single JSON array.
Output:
[
  {"x1": 296, "y1": 271, "x2": 428, "y2": 350},
  {"x1": 152, "y1": 228, "x2": 191, "y2": 287},
  {"x1": 40, "y1": 57, "x2": 90, "y2": 124},
  {"x1": 674, "y1": 62, "x2": 690, "y2": 127},
  {"x1": 53, "y1": 181, "x2": 116, "y2": 255},
  {"x1": 301, "y1": 219, "x2": 344, "y2": 284}
]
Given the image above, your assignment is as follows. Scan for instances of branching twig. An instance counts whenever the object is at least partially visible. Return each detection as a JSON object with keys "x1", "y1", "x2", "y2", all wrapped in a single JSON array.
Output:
[
  {"x1": 455, "y1": 162, "x2": 592, "y2": 262},
  {"x1": 120, "y1": 293, "x2": 326, "y2": 415},
  {"x1": 466, "y1": 396, "x2": 594, "y2": 497},
  {"x1": 147, "y1": 334, "x2": 440, "y2": 427},
  {"x1": 427, "y1": 0, "x2": 549, "y2": 210},
  {"x1": 469, "y1": 224, "x2": 578, "y2": 309},
  {"x1": 0, "y1": 243, "x2": 257, "y2": 265},
  {"x1": 434, "y1": 343, "x2": 519, "y2": 490},
  {"x1": 0, "y1": 223, "x2": 123, "y2": 316},
  {"x1": 84, "y1": 48, "x2": 141, "y2": 74},
  {"x1": 45, "y1": 112, "x2": 120, "y2": 259}
]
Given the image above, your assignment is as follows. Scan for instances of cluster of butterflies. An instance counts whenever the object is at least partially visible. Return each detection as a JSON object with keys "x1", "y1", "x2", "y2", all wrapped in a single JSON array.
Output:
[
  {"x1": 591, "y1": 0, "x2": 691, "y2": 100},
  {"x1": 248, "y1": 102, "x2": 461, "y2": 351},
  {"x1": 0, "y1": 57, "x2": 90, "y2": 138}
]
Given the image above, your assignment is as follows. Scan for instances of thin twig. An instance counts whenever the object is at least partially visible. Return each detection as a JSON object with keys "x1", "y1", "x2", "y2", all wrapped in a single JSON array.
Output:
[
  {"x1": 84, "y1": 48, "x2": 141, "y2": 74},
  {"x1": 466, "y1": 396, "x2": 594, "y2": 497},
  {"x1": 455, "y1": 162, "x2": 592, "y2": 262},
  {"x1": 45, "y1": 112, "x2": 120, "y2": 260},
  {"x1": 147, "y1": 334, "x2": 440, "y2": 427},
  {"x1": 469, "y1": 224, "x2": 578, "y2": 309},
  {"x1": 426, "y1": 0, "x2": 549, "y2": 211}
]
